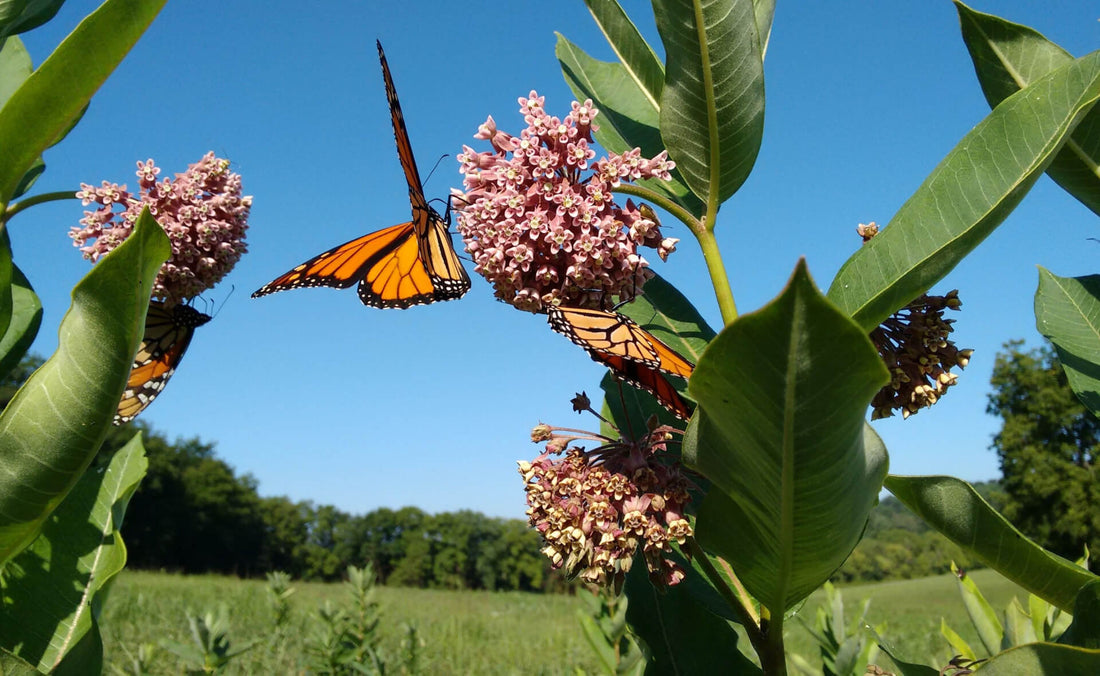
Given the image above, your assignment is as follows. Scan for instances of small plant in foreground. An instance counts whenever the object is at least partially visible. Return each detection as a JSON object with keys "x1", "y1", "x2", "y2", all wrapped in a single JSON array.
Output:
[
  {"x1": 305, "y1": 564, "x2": 387, "y2": 675},
  {"x1": 940, "y1": 554, "x2": 1086, "y2": 661},
  {"x1": 576, "y1": 585, "x2": 644, "y2": 675},
  {"x1": 790, "y1": 581, "x2": 883, "y2": 676},
  {"x1": 160, "y1": 605, "x2": 258, "y2": 674},
  {"x1": 265, "y1": 570, "x2": 297, "y2": 666},
  {"x1": 398, "y1": 622, "x2": 425, "y2": 675},
  {"x1": 107, "y1": 642, "x2": 158, "y2": 676}
]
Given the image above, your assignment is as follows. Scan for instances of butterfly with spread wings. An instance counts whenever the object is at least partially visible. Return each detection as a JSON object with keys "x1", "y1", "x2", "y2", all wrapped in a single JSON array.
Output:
[
  {"x1": 252, "y1": 41, "x2": 469, "y2": 308},
  {"x1": 115, "y1": 300, "x2": 211, "y2": 425},
  {"x1": 547, "y1": 306, "x2": 695, "y2": 420}
]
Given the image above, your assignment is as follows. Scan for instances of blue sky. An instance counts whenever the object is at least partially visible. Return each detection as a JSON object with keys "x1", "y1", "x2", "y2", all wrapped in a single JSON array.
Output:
[{"x1": 12, "y1": 1, "x2": 1100, "y2": 519}]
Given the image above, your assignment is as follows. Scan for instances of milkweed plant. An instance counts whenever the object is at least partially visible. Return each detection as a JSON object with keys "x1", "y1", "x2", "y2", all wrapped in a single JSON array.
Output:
[
  {"x1": 0, "y1": 0, "x2": 1097, "y2": 674},
  {"x1": 451, "y1": 1, "x2": 1100, "y2": 674}
]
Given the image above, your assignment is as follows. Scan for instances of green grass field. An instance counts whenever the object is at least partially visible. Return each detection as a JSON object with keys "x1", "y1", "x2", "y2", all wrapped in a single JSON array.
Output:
[{"x1": 99, "y1": 568, "x2": 1029, "y2": 674}]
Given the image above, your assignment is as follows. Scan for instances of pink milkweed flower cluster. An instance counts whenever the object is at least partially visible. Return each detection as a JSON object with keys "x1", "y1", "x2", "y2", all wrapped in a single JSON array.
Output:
[
  {"x1": 520, "y1": 410, "x2": 694, "y2": 590},
  {"x1": 455, "y1": 92, "x2": 679, "y2": 313},
  {"x1": 70, "y1": 152, "x2": 251, "y2": 307}
]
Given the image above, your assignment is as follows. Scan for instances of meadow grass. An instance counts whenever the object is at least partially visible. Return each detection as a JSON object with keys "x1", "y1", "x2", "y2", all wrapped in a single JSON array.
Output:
[
  {"x1": 101, "y1": 570, "x2": 599, "y2": 674},
  {"x1": 100, "y1": 567, "x2": 1032, "y2": 674}
]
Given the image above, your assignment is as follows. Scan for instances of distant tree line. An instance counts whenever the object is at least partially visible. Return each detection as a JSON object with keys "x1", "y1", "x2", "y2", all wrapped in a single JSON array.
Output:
[{"x1": 89, "y1": 420, "x2": 556, "y2": 590}]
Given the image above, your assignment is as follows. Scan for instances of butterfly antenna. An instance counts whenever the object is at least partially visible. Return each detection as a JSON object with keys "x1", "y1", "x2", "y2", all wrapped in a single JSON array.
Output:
[
  {"x1": 424, "y1": 153, "x2": 451, "y2": 188},
  {"x1": 210, "y1": 285, "x2": 235, "y2": 319},
  {"x1": 624, "y1": 256, "x2": 648, "y2": 310}
]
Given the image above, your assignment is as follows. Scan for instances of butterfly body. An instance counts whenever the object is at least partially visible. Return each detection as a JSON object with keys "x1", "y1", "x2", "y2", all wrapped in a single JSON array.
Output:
[
  {"x1": 252, "y1": 41, "x2": 469, "y2": 308},
  {"x1": 115, "y1": 301, "x2": 211, "y2": 425},
  {"x1": 547, "y1": 306, "x2": 695, "y2": 420}
]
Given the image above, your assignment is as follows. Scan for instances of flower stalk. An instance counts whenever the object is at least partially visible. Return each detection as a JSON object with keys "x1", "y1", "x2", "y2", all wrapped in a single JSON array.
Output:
[
  {"x1": 3, "y1": 191, "x2": 80, "y2": 224},
  {"x1": 697, "y1": 227, "x2": 738, "y2": 325}
]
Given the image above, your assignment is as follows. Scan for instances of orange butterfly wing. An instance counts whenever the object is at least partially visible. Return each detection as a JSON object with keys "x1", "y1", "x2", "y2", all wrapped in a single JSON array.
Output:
[
  {"x1": 251, "y1": 42, "x2": 468, "y2": 309},
  {"x1": 594, "y1": 354, "x2": 694, "y2": 421},
  {"x1": 376, "y1": 39, "x2": 469, "y2": 300},
  {"x1": 115, "y1": 301, "x2": 211, "y2": 425},
  {"x1": 251, "y1": 222, "x2": 438, "y2": 309},
  {"x1": 547, "y1": 306, "x2": 695, "y2": 378},
  {"x1": 547, "y1": 306, "x2": 695, "y2": 420}
]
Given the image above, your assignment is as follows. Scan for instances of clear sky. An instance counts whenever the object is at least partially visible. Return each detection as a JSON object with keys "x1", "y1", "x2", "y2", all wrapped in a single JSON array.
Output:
[{"x1": 11, "y1": 1, "x2": 1100, "y2": 519}]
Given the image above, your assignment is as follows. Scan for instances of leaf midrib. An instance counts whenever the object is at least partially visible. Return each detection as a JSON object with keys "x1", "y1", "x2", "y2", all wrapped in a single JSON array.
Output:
[
  {"x1": 968, "y1": 15, "x2": 1097, "y2": 180},
  {"x1": 776, "y1": 292, "x2": 803, "y2": 611},
  {"x1": 850, "y1": 82, "x2": 1100, "y2": 327}
]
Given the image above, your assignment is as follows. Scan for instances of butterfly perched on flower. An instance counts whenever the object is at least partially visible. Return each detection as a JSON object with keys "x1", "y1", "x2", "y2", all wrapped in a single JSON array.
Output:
[
  {"x1": 115, "y1": 300, "x2": 211, "y2": 425},
  {"x1": 547, "y1": 306, "x2": 695, "y2": 420},
  {"x1": 252, "y1": 41, "x2": 469, "y2": 308}
]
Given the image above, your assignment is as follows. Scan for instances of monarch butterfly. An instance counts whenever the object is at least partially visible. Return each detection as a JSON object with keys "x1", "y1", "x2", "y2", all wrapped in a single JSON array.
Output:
[
  {"x1": 590, "y1": 352, "x2": 694, "y2": 421},
  {"x1": 251, "y1": 41, "x2": 469, "y2": 308},
  {"x1": 547, "y1": 306, "x2": 695, "y2": 420},
  {"x1": 115, "y1": 300, "x2": 211, "y2": 425}
]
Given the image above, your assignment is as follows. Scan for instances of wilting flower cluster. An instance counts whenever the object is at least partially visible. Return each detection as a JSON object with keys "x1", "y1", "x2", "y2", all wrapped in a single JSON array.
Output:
[
  {"x1": 71, "y1": 152, "x2": 251, "y2": 307},
  {"x1": 519, "y1": 398, "x2": 694, "y2": 589},
  {"x1": 870, "y1": 290, "x2": 972, "y2": 419},
  {"x1": 455, "y1": 92, "x2": 679, "y2": 312},
  {"x1": 857, "y1": 222, "x2": 973, "y2": 419}
]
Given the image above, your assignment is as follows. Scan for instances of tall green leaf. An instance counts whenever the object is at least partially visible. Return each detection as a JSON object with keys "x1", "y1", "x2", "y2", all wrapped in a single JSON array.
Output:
[
  {"x1": 950, "y1": 561, "x2": 1004, "y2": 656},
  {"x1": 0, "y1": 264, "x2": 40, "y2": 383},
  {"x1": 0, "y1": 0, "x2": 66, "y2": 43},
  {"x1": 684, "y1": 261, "x2": 889, "y2": 612},
  {"x1": 653, "y1": 0, "x2": 764, "y2": 207},
  {"x1": 0, "y1": 35, "x2": 84, "y2": 201},
  {"x1": 582, "y1": 0, "x2": 663, "y2": 106},
  {"x1": 1034, "y1": 269, "x2": 1100, "y2": 418},
  {"x1": 1060, "y1": 579, "x2": 1100, "y2": 649},
  {"x1": 827, "y1": 51, "x2": 1100, "y2": 333},
  {"x1": 619, "y1": 272, "x2": 715, "y2": 361},
  {"x1": 0, "y1": 0, "x2": 165, "y2": 205},
  {"x1": 0, "y1": 432, "x2": 148, "y2": 672},
  {"x1": 940, "y1": 619, "x2": 977, "y2": 661},
  {"x1": 0, "y1": 228, "x2": 12, "y2": 344},
  {"x1": 556, "y1": 34, "x2": 702, "y2": 215},
  {"x1": 753, "y1": 0, "x2": 775, "y2": 59},
  {"x1": 955, "y1": 1, "x2": 1100, "y2": 216},
  {"x1": 623, "y1": 555, "x2": 761, "y2": 675},
  {"x1": 0, "y1": 35, "x2": 30, "y2": 108},
  {"x1": 884, "y1": 475, "x2": 1097, "y2": 612},
  {"x1": 0, "y1": 209, "x2": 168, "y2": 565}
]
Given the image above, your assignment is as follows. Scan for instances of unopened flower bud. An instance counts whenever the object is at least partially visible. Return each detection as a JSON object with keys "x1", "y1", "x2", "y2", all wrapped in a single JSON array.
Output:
[
  {"x1": 531, "y1": 423, "x2": 553, "y2": 442},
  {"x1": 856, "y1": 221, "x2": 879, "y2": 242}
]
